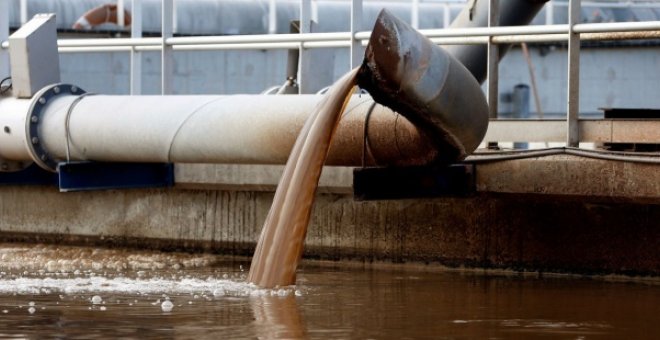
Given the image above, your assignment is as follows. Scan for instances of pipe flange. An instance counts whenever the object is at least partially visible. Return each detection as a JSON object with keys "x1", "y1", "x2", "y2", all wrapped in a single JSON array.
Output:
[{"x1": 25, "y1": 83, "x2": 85, "y2": 172}]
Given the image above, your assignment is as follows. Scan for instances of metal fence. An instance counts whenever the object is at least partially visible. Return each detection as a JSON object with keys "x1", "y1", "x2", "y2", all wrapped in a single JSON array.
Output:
[{"x1": 1, "y1": 0, "x2": 660, "y2": 147}]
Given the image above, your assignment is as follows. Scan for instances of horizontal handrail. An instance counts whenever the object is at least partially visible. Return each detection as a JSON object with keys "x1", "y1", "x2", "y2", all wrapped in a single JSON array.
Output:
[{"x1": 2, "y1": 20, "x2": 660, "y2": 52}]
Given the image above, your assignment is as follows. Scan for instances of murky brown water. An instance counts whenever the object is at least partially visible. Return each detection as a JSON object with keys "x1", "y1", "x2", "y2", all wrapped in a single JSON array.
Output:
[{"x1": 0, "y1": 243, "x2": 658, "y2": 339}]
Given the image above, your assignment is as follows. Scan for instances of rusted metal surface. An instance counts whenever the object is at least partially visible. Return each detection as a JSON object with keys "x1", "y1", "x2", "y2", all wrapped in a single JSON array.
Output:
[
  {"x1": 357, "y1": 9, "x2": 489, "y2": 163},
  {"x1": 329, "y1": 103, "x2": 439, "y2": 166},
  {"x1": 582, "y1": 30, "x2": 660, "y2": 41}
]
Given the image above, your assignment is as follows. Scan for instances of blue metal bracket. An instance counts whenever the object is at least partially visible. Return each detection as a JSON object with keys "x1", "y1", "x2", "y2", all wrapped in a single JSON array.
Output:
[
  {"x1": 353, "y1": 164, "x2": 475, "y2": 201},
  {"x1": 57, "y1": 162, "x2": 174, "y2": 192},
  {"x1": 0, "y1": 163, "x2": 58, "y2": 186}
]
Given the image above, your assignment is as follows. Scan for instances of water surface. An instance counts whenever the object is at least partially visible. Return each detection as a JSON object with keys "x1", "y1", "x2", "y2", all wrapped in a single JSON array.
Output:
[{"x1": 0, "y1": 243, "x2": 657, "y2": 339}]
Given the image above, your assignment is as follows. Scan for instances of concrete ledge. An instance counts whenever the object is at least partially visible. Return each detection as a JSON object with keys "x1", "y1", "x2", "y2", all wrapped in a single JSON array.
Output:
[
  {"x1": 174, "y1": 164, "x2": 353, "y2": 194},
  {"x1": 0, "y1": 186, "x2": 658, "y2": 276},
  {"x1": 475, "y1": 154, "x2": 660, "y2": 202},
  {"x1": 174, "y1": 155, "x2": 660, "y2": 202}
]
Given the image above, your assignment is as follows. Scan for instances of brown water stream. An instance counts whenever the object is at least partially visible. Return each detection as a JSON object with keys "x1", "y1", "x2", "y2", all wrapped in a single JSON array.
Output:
[{"x1": 247, "y1": 68, "x2": 359, "y2": 288}]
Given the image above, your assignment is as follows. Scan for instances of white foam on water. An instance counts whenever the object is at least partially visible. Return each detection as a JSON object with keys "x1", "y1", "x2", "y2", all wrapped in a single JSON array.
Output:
[
  {"x1": 0, "y1": 275, "x2": 261, "y2": 296},
  {"x1": 161, "y1": 300, "x2": 174, "y2": 312},
  {"x1": 91, "y1": 295, "x2": 102, "y2": 304}
]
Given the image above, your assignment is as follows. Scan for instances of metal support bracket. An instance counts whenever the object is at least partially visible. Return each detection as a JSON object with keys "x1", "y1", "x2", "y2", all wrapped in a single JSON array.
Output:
[
  {"x1": 57, "y1": 162, "x2": 174, "y2": 192},
  {"x1": 25, "y1": 83, "x2": 85, "y2": 172},
  {"x1": 353, "y1": 164, "x2": 475, "y2": 201},
  {"x1": 0, "y1": 163, "x2": 57, "y2": 186}
]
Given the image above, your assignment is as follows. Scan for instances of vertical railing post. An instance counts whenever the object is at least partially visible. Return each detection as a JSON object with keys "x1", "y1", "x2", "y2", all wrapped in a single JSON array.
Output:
[
  {"x1": 350, "y1": 0, "x2": 363, "y2": 69},
  {"x1": 545, "y1": 0, "x2": 554, "y2": 26},
  {"x1": 411, "y1": 0, "x2": 420, "y2": 29},
  {"x1": 130, "y1": 0, "x2": 143, "y2": 95},
  {"x1": 298, "y1": 0, "x2": 311, "y2": 93},
  {"x1": 117, "y1": 0, "x2": 125, "y2": 27},
  {"x1": 161, "y1": 0, "x2": 174, "y2": 95},
  {"x1": 173, "y1": 0, "x2": 178, "y2": 35},
  {"x1": 567, "y1": 0, "x2": 581, "y2": 147},
  {"x1": 486, "y1": 0, "x2": 499, "y2": 149},
  {"x1": 443, "y1": 3, "x2": 450, "y2": 28},
  {"x1": 20, "y1": 0, "x2": 28, "y2": 24},
  {"x1": 268, "y1": 0, "x2": 277, "y2": 34},
  {"x1": 0, "y1": 0, "x2": 8, "y2": 79}
]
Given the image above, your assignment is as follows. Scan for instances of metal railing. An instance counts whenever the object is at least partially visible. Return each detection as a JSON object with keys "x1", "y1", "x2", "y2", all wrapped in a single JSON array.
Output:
[{"x1": 1, "y1": 0, "x2": 660, "y2": 147}]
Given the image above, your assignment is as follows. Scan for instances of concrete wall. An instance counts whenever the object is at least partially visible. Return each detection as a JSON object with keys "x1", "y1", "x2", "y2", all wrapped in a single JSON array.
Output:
[{"x1": 1, "y1": 185, "x2": 658, "y2": 276}]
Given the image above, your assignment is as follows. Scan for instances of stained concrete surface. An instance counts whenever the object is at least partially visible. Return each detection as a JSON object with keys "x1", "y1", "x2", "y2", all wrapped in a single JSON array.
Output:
[{"x1": 0, "y1": 185, "x2": 657, "y2": 276}]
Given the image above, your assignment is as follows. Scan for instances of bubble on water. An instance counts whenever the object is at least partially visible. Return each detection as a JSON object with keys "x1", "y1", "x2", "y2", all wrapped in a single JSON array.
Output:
[
  {"x1": 161, "y1": 300, "x2": 174, "y2": 312},
  {"x1": 99, "y1": 306, "x2": 107, "y2": 311},
  {"x1": 193, "y1": 295, "x2": 199, "y2": 299},
  {"x1": 294, "y1": 290, "x2": 302, "y2": 297},
  {"x1": 213, "y1": 288, "x2": 226, "y2": 297},
  {"x1": 188, "y1": 301, "x2": 193, "y2": 305},
  {"x1": 91, "y1": 295, "x2": 102, "y2": 305},
  {"x1": 74, "y1": 270, "x2": 81, "y2": 275},
  {"x1": 2, "y1": 310, "x2": 7, "y2": 314},
  {"x1": 28, "y1": 301, "x2": 35, "y2": 307},
  {"x1": 28, "y1": 307, "x2": 35, "y2": 314},
  {"x1": 222, "y1": 273, "x2": 229, "y2": 279},
  {"x1": 277, "y1": 289, "x2": 289, "y2": 296},
  {"x1": 151, "y1": 299, "x2": 161, "y2": 306}
]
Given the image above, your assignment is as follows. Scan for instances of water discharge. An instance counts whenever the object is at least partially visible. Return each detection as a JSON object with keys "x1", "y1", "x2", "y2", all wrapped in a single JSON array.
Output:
[{"x1": 247, "y1": 68, "x2": 359, "y2": 288}]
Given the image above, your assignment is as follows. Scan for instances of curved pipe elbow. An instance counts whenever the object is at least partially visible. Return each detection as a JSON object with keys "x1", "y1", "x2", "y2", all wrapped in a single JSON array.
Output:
[{"x1": 357, "y1": 9, "x2": 489, "y2": 163}]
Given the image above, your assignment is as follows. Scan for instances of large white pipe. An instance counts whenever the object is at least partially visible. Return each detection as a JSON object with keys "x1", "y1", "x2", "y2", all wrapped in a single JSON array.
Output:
[{"x1": 0, "y1": 88, "x2": 439, "y2": 171}]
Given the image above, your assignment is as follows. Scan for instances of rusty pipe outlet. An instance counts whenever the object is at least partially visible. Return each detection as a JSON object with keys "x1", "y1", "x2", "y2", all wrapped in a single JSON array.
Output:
[{"x1": 357, "y1": 9, "x2": 489, "y2": 163}]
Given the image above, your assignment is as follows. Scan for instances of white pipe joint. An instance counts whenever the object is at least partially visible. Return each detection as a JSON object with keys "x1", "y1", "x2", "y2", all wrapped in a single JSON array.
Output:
[{"x1": 24, "y1": 84, "x2": 86, "y2": 171}]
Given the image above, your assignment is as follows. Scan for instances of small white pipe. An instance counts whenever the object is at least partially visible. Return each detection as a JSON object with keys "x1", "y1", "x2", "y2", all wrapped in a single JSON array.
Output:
[
  {"x1": 57, "y1": 38, "x2": 161, "y2": 48},
  {"x1": 574, "y1": 21, "x2": 660, "y2": 33},
  {"x1": 167, "y1": 32, "x2": 351, "y2": 45}
]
